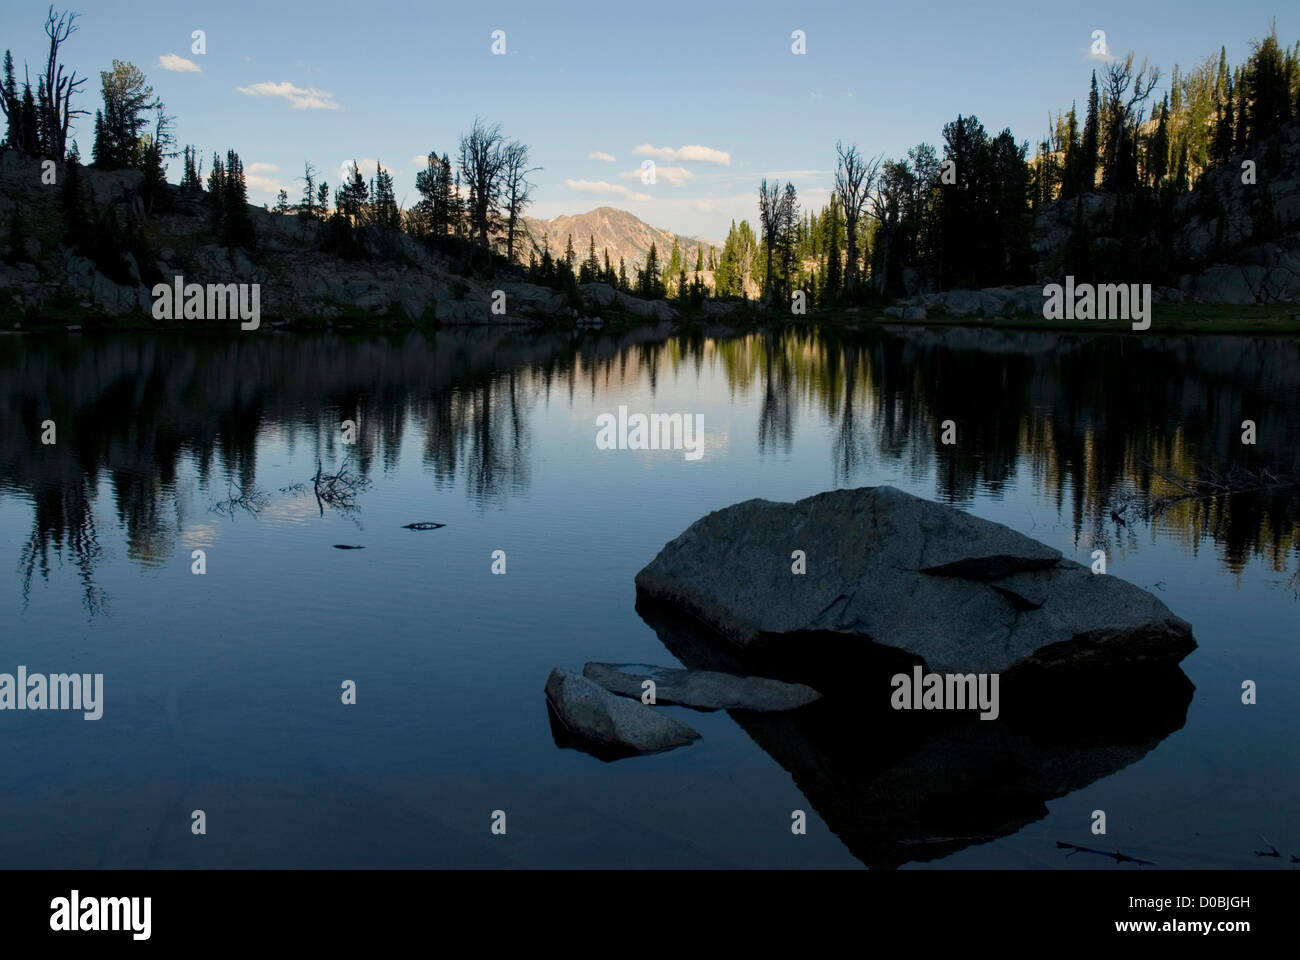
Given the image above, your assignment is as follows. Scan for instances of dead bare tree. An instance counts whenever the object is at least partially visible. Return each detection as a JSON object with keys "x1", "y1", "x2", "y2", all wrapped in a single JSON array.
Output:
[
  {"x1": 501, "y1": 139, "x2": 539, "y2": 265},
  {"x1": 457, "y1": 117, "x2": 507, "y2": 252},
  {"x1": 834, "y1": 142, "x2": 881, "y2": 295},
  {"x1": 757, "y1": 178, "x2": 785, "y2": 305},
  {"x1": 1100, "y1": 52, "x2": 1160, "y2": 189},
  {"x1": 40, "y1": 6, "x2": 87, "y2": 160},
  {"x1": 866, "y1": 160, "x2": 913, "y2": 296}
]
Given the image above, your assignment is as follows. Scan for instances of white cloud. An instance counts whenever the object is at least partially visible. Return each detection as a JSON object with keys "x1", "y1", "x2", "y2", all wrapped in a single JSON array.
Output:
[
  {"x1": 588, "y1": 151, "x2": 616, "y2": 162},
  {"x1": 633, "y1": 143, "x2": 731, "y2": 166},
  {"x1": 158, "y1": 53, "x2": 201, "y2": 73},
  {"x1": 619, "y1": 165, "x2": 692, "y2": 187},
  {"x1": 692, "y1": 200, "x2": 717, "y2": 213},
  {"x1": 338, "y1": 158, "x2": 379, "y2": 181},
  {"x1": 1086, "y1": 30, "x2": 1117, "y2": 63},
  {"x1": 237, "y1": 81, "x2": 342, "y2": 110},
  {"x1": 245, "y1": 162, "x2": 284, "y2": 195},
  {"x1": 565, "y1": 179, "x2": 652, "y2": 202}
]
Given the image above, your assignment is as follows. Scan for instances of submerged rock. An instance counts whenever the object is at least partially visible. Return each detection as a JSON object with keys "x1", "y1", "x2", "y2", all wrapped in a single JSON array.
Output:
[
  {"x1": 402, "y1": 522, "x2": 445, "y2": 530},
  {"x1": 583, "y1": 662, "x2": 821, "y2": 711},
  {"x1": 544, "y1": 668, "x2": 700, "y2": 755},
  {"x1": 634, "y1": 486, "x2": 1195, "y2": 676},
  {"x1": 332, "y1": 544, "x2": 365, "y2": 550}
]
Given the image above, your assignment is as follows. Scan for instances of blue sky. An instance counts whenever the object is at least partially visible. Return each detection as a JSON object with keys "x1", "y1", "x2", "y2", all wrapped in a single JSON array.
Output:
[{"x1": 1, "y1": 0, "x2": 1293, "y2": 242}]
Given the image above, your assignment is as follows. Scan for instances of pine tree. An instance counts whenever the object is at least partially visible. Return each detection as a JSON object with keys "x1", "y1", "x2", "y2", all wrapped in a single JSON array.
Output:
[
  {"x1": 1, "y1": 51, "x2": 21, "y2": 151},
  {"x1": 618, "y1": 256, "x2": 628, "y2": 291},
  {"x1": 824, "y1": 199, "x2": 842, "y2": 300},
  {"x1": 373, "y1": 162, "x2": 400, "y2": 229},
  {"x1": 221, "y1": 149, "x2": 255, "y2": 248},
  {"x1": 60, "y1": 153, "x2": 88, "y2": 247},
  {"x1": 206, "y1": 152, "x2": 226, "y2": 234},
  {"x1": 579, "y1": 235, "x2": 599, "y2": 284},
  {"x1": 95, "y1": 60, "x2": 160, "y2": 169},
  {"x1": 1079, "y1": 72, "x2": 1100, "y2": 193},
  {"x1": 641, "y1": 242, "x2": 661, "y2": 297},
  {"x1": 19, "y1": 85, "x2": 39, "y2": 157},
  {"x1": 1234, "y1": 67, "x2": 1248, "y2": 151},
  {"x1": 340, "y1": 161, "x2": 368, "y2": 226},
  {"x1": 664, "y1": 238, "x2": 682, "y2": 295},
  {"x1": 1213, "y1": 78, "x2": 1235, "y2": 163},
  {"x1": 1149, "y1": 98, "x2": 1170, "y2": 187},
  {"x1": 140, "y1": 136, "x2": 168, "y2": 214},
  {"x1": 179, "y1": 145, "x2": 202, "y2": 192},
  {"x1": 90, "y1": 108, "x2": 105, "y2": 165}
]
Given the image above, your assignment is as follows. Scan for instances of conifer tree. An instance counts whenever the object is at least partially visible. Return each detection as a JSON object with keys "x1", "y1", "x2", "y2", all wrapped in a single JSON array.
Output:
[
  {"x1": 1079, "y1": 72, "x2": 1100, "y2": 193},
  {"x1": 220, "y1": 149, "x2": 255, "y2": 248},
  {"x1": 373, "y1": 162, "x2": 400, "y2": 229},
  {"x1": 1149, "y1": 98, "x2": 1170, "y2": 187},
  {"x1": 299, "y1": 161, "x2": 317, "y2": 219},
  {"x1": 60, "y1": 152, "x2": 87, "y2": 246},
  {"x1": 641, "y1": 242, "x2": 661, "y2": 297},
  {"x1": 206, "y1": 152, "x2": 225, "y2": 234}
]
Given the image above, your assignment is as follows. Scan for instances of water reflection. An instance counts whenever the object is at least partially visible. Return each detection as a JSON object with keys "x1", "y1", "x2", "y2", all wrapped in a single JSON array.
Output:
[
  {"x1": 1, "y1": 325, "x2": 1297, "y2": 613},
  {"x1": 636, "y1": 597, "x2": 1194, "y2": 869}
]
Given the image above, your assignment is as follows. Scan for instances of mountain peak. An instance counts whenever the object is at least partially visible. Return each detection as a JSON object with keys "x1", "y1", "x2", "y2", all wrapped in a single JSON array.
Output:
[{"x1": 522, "y1": 207, "x2": 713, "y2": 271}]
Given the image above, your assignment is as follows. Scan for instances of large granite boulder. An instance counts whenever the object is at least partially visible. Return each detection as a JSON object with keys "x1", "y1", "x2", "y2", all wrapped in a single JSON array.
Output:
[{"x1": 634, "y1": 486, "x2": 1195, "y2": 676}]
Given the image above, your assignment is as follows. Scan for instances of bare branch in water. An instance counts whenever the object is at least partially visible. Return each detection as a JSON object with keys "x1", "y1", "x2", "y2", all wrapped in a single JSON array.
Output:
[
  {"x1": 311, "y1": 456, "x2": 371, "y2": 519},
  {"x1": 1057, "y1": 841, "x2": 1155, "y2": 866},
  {"x1": 210, "y1": 483, "x2": 270, "y2": 520},
  {"x1": 1134, "y1": 459, "x2": 1299, "y2": 520}
]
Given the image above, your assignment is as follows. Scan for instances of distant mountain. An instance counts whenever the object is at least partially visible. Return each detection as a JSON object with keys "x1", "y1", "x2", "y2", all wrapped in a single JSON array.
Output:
[{"x1": 521, "y1": 206, "x2": 715, "y2": 276}]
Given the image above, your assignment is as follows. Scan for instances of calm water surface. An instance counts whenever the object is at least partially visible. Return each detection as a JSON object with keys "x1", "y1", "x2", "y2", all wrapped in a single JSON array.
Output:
[{"x1": 0, "y1": 325, "x2": 1296, "y2": 868}]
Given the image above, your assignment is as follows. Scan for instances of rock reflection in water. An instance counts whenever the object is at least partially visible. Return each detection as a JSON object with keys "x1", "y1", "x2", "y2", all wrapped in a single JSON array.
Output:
[{"x1": 636, "y1": 598, "x2": 1194, "y2": 869}]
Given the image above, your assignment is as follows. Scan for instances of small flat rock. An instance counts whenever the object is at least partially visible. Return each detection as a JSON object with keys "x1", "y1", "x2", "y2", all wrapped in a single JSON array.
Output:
[
  {"x1": 583, "y1": 662, "x2": 821, "y2": 711},
  {"x1": 545, "y1": 668, "x2": 700, "y2": 755},
  {"x1": 332, "y1": 544, "x2": 365, "y2": 550},
  {"x1": 402, "y1": 522, "x2": 445, "y2": 530}
]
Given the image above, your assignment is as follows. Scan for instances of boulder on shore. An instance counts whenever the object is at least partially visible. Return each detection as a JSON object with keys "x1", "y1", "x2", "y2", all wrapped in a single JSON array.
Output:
[
  {"x1": 544, "y1": 668, "x2": 700, "y2": 755},
  {"x1": 583, "y1": 662, "x2": 821, "y2": 711},
  {"x1": 634, "y1": 486, "x2": 1195, "y2": 677}
]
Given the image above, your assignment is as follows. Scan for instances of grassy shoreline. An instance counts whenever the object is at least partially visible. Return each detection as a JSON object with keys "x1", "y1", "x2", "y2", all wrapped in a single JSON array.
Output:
[{"x1": 3, "y1": 288, "x2": 1298, "y2": 336}]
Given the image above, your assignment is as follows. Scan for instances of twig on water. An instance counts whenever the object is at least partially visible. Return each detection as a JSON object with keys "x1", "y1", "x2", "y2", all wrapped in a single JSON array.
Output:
[{"x1": 1057, "y1": 841, "x2": 1155, "y2": 866}]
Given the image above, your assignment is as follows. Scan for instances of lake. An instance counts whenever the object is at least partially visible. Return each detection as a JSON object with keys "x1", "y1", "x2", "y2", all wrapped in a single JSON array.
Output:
[{"x1": 0, "y1": 324, "x2": 1296, "y2": 869}]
